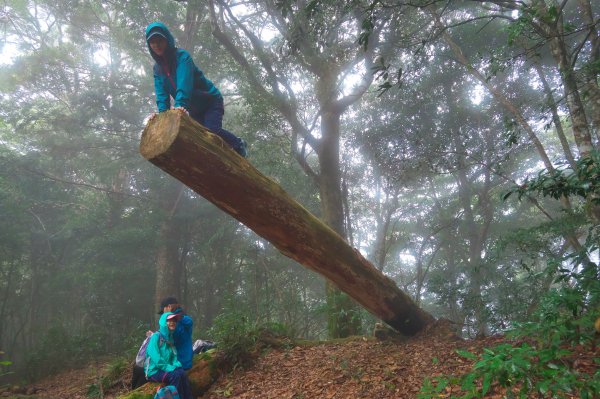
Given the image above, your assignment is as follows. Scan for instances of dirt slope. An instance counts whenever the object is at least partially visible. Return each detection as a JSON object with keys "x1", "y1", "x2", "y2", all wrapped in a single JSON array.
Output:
[
  {"x1": 11, "y1": 328, "x2": 598, "y2": 399},
  {"x1": 202, "y1": 332, "x2": 490, "y2": 399}
]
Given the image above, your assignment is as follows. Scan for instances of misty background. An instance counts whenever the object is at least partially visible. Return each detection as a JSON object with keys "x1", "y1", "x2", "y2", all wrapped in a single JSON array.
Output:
[{"x1": 1, "y1": 0, "x2": 598, "y2": 384}]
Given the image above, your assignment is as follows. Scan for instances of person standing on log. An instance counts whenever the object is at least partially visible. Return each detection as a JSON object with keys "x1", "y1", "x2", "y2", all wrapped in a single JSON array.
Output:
[{"x1": 145, "y1": 21, "x2": 247, "y2": 157}]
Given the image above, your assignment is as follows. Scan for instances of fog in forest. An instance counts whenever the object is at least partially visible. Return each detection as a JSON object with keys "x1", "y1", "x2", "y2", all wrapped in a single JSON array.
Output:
[{"x1": 0, "y1": 0, "x2": 598, "y2": 386}]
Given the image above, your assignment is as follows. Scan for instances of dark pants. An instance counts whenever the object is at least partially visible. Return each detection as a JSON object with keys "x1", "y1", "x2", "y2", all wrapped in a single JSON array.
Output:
[
  {"x1": 148, "y1": 368, "x2": 193, "y2": 399},
  {"x1": 191, "y1": 97, "x2": 242, "y2": 150},
  {"x1": 131, "y1": 364, "x2": 147, "y2": 389}
]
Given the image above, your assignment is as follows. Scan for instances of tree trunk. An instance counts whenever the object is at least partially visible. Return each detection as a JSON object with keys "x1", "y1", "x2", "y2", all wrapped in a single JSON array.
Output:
[
  {"x1": 531, "y1": 61, "x2": 577, "y2": 170},
  {"x1": 206, "y1": 0, "x2": 378, "y2": 337},
  {"x1": 318, "y1": 108, "x2": 361, "y2": 337},
  {"x1": 154, "y1": 183, "x2": 185, "y2": 316},
  {"x1": 531, "y1": 0, "x2": 594, "y2": 156},
  {"x1": 432, "y1": 8, "x2": 597, "y2": 262},
  {"x1": 370, "y1": 176, "x2": 400, "y2": 273},
  {"x1": 140, "y1": 111, "x2": 435, "y2": 335},
  {"x1": 576, "y1": 0, "x2": 600, "y2": 135}
]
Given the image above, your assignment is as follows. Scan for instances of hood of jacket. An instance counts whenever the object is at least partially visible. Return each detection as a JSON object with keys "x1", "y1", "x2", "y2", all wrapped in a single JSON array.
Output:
[
  {"x1": 146, "y1": 22, "x2": 176, "y2": 63},
  {"x1": 158, "y1": 311, "x2": 175, "y2": 343}
]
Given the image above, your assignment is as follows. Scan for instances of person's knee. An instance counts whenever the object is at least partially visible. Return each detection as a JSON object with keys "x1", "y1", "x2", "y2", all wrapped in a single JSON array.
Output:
[
  {"x1": 203, "y1": 119, "x2": 219, "y2": 133},
  {"x1": 172, "y1": 367, "x2": 186, "y2": 379}
]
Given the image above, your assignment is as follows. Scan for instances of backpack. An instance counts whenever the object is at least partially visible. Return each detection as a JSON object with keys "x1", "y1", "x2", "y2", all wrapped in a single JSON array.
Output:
[
  {"x1": 135, "y1": 334, "x2": 153, "y2": 368},
  {"x1": 192, "y1": 339, "x2": 216, "y2": 354},
  {"x1": 154, "y1": 385, "x2": 180, "y2": 399},
  {"x1": 135, "y1": 332, "x2": 166, "y2": 368}
]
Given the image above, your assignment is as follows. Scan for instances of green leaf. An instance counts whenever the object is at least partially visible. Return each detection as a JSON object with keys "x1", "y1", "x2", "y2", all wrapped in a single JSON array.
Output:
[
  {"x1": 482, "y1": 373, "x2": 492, "y2": 395},
  {"x1": 483, "y1": 347, "x2": 496, "y2": 356},
  {"x1": 546, "y1": 362, "x2": 560, "y2": 370},
  {"x1": 456, "y1": 349, "x2": 477, "y2": 360},
  {"x1": 461, "y1": 372, "x2": 476, "y2": 391}
]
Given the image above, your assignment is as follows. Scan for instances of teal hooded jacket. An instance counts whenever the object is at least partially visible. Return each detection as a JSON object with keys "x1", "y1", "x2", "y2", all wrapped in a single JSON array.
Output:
[
  {"x1": 145, "y1": 22, "x2": 221, "y2": 115},
  {"x1": 145, "y1": 312, "x2": 182, "y2": 377}
]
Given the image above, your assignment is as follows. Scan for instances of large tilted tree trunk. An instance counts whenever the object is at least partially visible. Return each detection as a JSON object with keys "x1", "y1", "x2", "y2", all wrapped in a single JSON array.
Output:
[{"x1": 140, "y1": 110, "x2": 435, "y2": 335}]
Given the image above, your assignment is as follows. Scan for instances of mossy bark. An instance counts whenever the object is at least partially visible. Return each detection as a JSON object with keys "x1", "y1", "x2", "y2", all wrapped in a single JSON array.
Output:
[{"x1": 139, "y1": 110, "x2": 435, "y2": 335}]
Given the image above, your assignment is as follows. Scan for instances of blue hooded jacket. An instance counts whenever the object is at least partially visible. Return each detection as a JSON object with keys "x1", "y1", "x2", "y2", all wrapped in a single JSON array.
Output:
[
  {"x1": 171, "y1": 307, "x2": 194, "y2": 370},
  {"x1": 145, "y1": 312, "x2": 182, "y2": 377},
  {"x1": 145, "y1": 22, "x2": 221, "y2": 115}
]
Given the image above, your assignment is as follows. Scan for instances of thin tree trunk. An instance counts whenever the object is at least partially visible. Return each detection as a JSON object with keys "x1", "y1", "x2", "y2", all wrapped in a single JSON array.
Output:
[
  {"x1": 531, "y1": 0, "x2": 594, "y2": 156},
  {"x1": 154, "y1": 4, "x2": 200, "y2": 315},
  {"x1": 532, "y1": 61, "x2": 577, "y2": 170},
  {"x1": 431, "y1": 7, "x2": 597, "y2": 262},
  {"x1": 432, "y1": 14, "x2": 555, "y2": 172},
  {"x1": 576, "y1": 0, "x2": 600, "y2": 135},
  {"x1": 370, "y1": 175, "x2": 401, "y2": 272}
]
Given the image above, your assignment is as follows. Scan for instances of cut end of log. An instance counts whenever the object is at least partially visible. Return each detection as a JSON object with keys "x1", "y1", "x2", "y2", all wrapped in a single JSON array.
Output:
[{"x1": 140, "y1": 111, "x2": 182, "y2": 160}]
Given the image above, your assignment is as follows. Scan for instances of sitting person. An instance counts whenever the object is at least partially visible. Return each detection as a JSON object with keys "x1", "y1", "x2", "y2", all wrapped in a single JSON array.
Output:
[
  {"x1": 145, "y1": 312, "x2": 193, "y2": 399},
  {"x1": 158, "y1": 297, "x2": 194, "y2": 370},
  {"x1": 131, "y1": 297, "x2": 195, "y2": 389}
]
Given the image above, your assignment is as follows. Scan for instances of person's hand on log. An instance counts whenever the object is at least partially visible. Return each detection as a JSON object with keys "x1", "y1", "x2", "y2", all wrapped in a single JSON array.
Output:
[
  {"x1": 145, "y1": 112, "x2": 158, "y2": 124},
  {"x1": 174, "y1": 106, "x2": 189, "y2": 116}
]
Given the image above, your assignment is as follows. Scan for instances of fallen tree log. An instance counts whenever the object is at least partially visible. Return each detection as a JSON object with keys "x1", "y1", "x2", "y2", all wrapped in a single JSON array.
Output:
[{"x1": 140, "y1": 110, "x2": 435, "y2": 335}]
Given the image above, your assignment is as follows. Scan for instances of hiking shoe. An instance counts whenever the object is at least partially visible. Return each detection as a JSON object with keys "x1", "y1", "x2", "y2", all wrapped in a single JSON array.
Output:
[{"x1": 235, "y1": 139, "x2": 248, "y2": 157}]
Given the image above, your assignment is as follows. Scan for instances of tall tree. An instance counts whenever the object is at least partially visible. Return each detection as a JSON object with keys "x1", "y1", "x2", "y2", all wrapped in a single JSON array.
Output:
[{"x1": 204, "y1": 0, "x2": 387, "y2": 337}]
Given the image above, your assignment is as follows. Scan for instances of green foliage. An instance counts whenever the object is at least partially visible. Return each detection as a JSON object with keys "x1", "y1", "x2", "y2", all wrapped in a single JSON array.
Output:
[
  {"x1": 86, "y1": 383, "x2": 103, "y2": 399},
  {"x1": 506, "y1": 15, "x2": 533, "y2": 47},
  {"x1": 420, "y1": 152, "x2": 600, "y2": 397},
  {"x1": 504, "y1": 151, "x2": 600, "y2": 204},
  {"x1": 208, "y1": 297, "x2": 299, "y2": 366},
  {"x1": 119, "y1": 393, "x2": 153, "y2": 399},
  {"x1": 369, "y1": 57, "x2": 401, "y2": 95},
  {"x1": 0, "y1": 351, "x2": 13, "y2": 381},
  {"x1": 506, "y1": 3, "x2": 563, "y2": 46},
  {"x1": 420, "y1": 334, "x2": 599, "y2": 398},
  {"x1": 21, "y1": 325, "x2": 112, "y2": 381},
  {"x1": 207, "y1": 303, "x2": 262, "y2": 367},
  {"x1": 581, "y1": 58, "x2": 600, "y2": 78},
  {"x1": 419, "y1": 376, "x2": 454, "y2": 398},
  {"x1": 419, "y1": 245, "x2": 600, "y2": 398},
  {"x1": 357, "y1": 0, "x2": 380, "y2": 50},
  {"x1": 103, "y1": 357, "x2": 129, "y2": 386},
  {"x1": 85, "y1": 357, "x2": 129, "y2": 399}
]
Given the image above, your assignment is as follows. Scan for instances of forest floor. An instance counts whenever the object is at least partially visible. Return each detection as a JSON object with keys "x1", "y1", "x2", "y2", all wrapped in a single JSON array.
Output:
[{"x1": 6, "y1": 323, "x2": 599, "y2": 399}]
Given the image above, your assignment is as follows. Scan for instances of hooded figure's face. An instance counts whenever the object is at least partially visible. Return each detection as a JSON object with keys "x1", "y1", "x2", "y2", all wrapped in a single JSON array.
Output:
[
  {"x1": 145, "y1": 22, "x2": 176, "y2": 62},
  {"x1": 149, "y1": 35, "x2": 168, "y2": 57},
  {"x1": 158, "y1": 312, "x2": 176, "y2": 341},
  {"x1": 167, "y1": 317, "x2": 178, "y2": 331}
]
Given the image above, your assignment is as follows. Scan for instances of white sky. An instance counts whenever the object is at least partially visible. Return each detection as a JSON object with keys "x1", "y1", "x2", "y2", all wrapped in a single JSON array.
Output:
[{"x1": 0, "y1": 42, "x2": 18, "y2": 65}]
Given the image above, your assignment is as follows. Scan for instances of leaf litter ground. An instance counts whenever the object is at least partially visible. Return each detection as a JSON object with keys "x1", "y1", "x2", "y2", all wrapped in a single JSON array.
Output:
[{"x1": 14, "y1": 327, "x2": 599, "y2": 399}]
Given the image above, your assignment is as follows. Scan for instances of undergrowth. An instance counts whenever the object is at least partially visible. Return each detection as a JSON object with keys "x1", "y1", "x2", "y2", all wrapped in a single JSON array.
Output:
[
  {"x1": 208, "y1": 305, "x2": 293, "y2": 368},
  {"x1": 420, "y1": 152, "x2": 600, "y2": 398}
]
